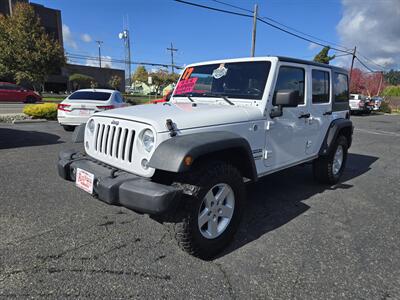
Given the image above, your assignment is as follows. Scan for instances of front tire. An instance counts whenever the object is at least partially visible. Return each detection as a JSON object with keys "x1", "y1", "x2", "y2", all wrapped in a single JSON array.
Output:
[
  {"x1": 62, "y1": 125, "x2": 75, "y2": 132},
  {"x1": 313, "y1": 135, "x2": 348, "y2": 184},
  {"x1": 170, "y1": 161, "x2": 245, "y2": 260}
]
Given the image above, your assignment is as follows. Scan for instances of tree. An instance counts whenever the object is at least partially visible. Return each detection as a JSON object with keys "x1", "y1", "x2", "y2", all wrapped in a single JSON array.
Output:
[
  {"x1": 384, "y1": 69, "x2": 400, "y2": 86},
  {"x1": 350, "y1": 68, "x2": 365, "y2": 93},
  {"x1": 149, "y1": 69, "x2": 180, "y2": 94},
  {"x1": 69, "y1": 73, "x2": 95, "y2": 90},
  {"x1": 108, "y1": 75, "x2": 122, "y2": 90},
  {"x1": 132, "y1": 65, "x2": 148, "y2": 83},
  {"x1": 350, "y1": 68, "x2": 386, "y2": 96},
  {"x1": 0, "y1": 3, "x2": 65, "y2": 89},
  {"x1": 382, "y1": 85, "x2": 400, "y2": 97},
  {"x1": 313, "y1": 46, "x2": 335, "y2": 64}
]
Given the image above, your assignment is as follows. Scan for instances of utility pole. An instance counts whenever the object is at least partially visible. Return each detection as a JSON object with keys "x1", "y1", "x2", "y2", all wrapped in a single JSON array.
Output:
[
  {"x1": 167, "y1": 42, "x2": 178, "y2": 73},
  {"x1": 251, "y1": 4, "x2": 258, "y2": 57},
  {"x1": 349, "y1": 46, "x2": 357, "y2": 84},
  {"x1": 95, "y1": 40, "x2": 103, "y2": 68}
]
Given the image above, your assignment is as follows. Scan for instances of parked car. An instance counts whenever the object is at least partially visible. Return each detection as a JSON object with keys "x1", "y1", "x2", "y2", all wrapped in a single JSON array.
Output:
[
  {"x1": 57, "y1": 89, "x2": 126, "y2": 131},
  {"x1": 58, "y1": 56, "x2": 353, "y2": 259},
  {"x1": 370, "y1": 96, "x2": 383, "y2": 111},
  {"x1": 0, "y1": 82, "x2": 42, "y2": 103},
  {"x1": 149, "y1": 91, "x2": 172, "y2": 104},
  {"x1": 349, "y1": 94, "x2": 372, "y2": 114}
]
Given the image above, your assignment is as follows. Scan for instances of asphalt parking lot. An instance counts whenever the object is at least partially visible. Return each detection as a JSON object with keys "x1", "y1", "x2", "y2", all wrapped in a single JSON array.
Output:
[{"x1": 0, "y1": 114, "x2": 399, "y2": 299}]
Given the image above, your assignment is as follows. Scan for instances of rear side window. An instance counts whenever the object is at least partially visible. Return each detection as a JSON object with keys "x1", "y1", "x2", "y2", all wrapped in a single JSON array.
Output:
[
  {"x1": 273, "y1": 66, "x2": 305, "y2": 105},
  {"x1": 69, "y1": 91, "x2": 111, "y2": 101},
  {"x1": 333, "y1": 73, "x2": 349, "y2": 102},
  {"x1": 312, "y1": 70, "x2": 330, "y2": 103}
]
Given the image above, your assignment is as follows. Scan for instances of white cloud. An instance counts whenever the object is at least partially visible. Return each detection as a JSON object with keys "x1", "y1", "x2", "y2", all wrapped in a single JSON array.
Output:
[
  {"x1": 86, "y1": 56, "x2": 112, "y2": 68},
  {"x1": 81, "y1": 33, "x2": 92, "y2": 43},
  {"x1": 62, "y1": 24, "x2": 78, "y2": 50},
  {"x1": 336, "y1": 0, "x2": 400, "y2": 70},
  {"x1": 308, "y1": 43, "x2": 320, "y2": 51}
]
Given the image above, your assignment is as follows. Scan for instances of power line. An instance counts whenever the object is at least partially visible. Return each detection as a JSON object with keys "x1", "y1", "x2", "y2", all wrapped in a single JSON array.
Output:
[
  {"x1": 174, "y1": 0, "x2": 353, "y2": 55},
  {"x1": 355, "y1": 56, "x2": 376, "y2": 73},
  {"x1": 66, "y1": 52, "x2": 183, "y2": 69},
  {"x1": 211, "y1": 0, "x2": 351, "y2": 52}
]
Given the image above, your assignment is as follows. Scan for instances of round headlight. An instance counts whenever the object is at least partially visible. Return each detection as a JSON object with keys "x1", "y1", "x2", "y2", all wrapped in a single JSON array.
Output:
[
  {"x1": 142, "y1": 129, "x2": 154, "y2": 152},
  {"x1": 87, "y1": 119, "x2": 95, "y2": 133}
]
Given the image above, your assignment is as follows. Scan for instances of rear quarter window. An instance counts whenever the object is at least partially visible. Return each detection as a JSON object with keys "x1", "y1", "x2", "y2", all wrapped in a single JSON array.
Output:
[{"x1": 333, "y1": 73, "x2": 349, "y2": 102}]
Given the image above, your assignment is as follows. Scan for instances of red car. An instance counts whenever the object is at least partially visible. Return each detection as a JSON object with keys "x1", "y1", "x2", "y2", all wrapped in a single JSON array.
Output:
[
  {"x1": 0, "y1": 82, "x2": 42, "y2": 103},
  {"x1": 149, "y1": 91, "x2": 172, "y2": 104}
]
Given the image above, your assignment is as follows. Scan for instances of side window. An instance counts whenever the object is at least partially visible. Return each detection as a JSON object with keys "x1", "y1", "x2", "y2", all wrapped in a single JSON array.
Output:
[
  {"x1": 312, "y1": 70, "x2": 330, "y2": 103},
  {"x1": 273, "y1": 66, "x2": 305, "y2": 105},
  {"x1": 333, "y1": 73, "x2": 349, "y2": 102}
]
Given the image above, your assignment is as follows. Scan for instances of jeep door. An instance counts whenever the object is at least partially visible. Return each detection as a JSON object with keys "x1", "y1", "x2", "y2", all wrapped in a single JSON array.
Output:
[
  {"x1": 264, "y1": 63, "x2": 313, "y2": 168},
  {"x1": 305, "y1": 67, "x2": 332, "y2": 155}
]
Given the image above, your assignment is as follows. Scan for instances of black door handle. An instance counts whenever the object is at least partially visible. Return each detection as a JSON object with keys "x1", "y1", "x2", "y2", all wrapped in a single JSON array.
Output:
[
  {"x1": 298, "y1": 113, "x2": 310, "y2": 119},
  {"x1": 323, "y1": 111, "x2": 332, "y2": 115}
]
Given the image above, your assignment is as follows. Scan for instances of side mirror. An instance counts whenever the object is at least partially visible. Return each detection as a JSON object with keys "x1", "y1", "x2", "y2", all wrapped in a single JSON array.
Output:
[{"x1": 270, "y1": 90, "x2": 300, "y2": 118}]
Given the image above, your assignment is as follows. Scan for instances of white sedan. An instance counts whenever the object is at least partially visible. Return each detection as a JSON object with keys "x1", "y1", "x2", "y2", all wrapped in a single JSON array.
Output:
[{"x1": 57, "y1": 89, "x2": 126, "y2": 131}]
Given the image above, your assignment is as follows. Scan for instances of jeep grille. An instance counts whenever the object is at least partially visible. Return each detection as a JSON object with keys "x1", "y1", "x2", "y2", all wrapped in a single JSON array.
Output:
[{"x1": 94, "y1": 123, "x2": 136, "y2": 162}]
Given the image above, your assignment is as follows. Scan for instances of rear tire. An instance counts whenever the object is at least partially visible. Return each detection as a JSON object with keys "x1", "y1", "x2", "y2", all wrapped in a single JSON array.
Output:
[
  {"x1": 313, "y1": 135, "x2": 348, "y2": 184},
  {"x1": 24, "y1": 96, "x2": 37, "y2": 103},
  {"x1": 169, "y1": 161, "x2": 245, "y2": 260},
  {"x1": 62, "y1": 125, "x2": 75, "y2": 132}
]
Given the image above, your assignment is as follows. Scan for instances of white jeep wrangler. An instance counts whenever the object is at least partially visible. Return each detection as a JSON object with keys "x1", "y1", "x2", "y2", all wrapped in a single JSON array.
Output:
[{"x1": 58, "y1": 56, "x2": 353, "y2": 259}]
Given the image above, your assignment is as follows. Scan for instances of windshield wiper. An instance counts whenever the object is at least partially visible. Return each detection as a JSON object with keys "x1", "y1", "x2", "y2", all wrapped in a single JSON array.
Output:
[
  {"x1": 202, "y1": 93, "x2": 234, "y2": 105},
  {"x1": 173, "y1": 92, "x2": 197, "y2": 102}
]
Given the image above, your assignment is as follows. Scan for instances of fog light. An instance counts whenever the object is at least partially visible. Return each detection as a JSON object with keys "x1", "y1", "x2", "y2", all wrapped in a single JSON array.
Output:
[{"x1": 141, "y1": 159, "x2": 149, "y2": 170}]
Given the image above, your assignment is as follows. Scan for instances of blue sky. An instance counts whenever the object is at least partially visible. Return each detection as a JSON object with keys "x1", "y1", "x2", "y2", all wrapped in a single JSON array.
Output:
[{"x1": 32, "y1": 0, "x2": 396, "y2": 73}]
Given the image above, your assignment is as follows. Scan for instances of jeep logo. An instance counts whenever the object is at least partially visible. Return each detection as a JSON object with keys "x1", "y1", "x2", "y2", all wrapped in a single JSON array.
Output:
[{"x1": 111, "y1": 120, "x2": 119, "y2": 126}]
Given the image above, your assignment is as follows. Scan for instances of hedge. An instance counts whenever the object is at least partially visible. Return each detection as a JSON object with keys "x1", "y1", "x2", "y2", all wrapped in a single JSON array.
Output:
[{"x1": 23, "y1": 103, "x2": 58, "y2": 120}]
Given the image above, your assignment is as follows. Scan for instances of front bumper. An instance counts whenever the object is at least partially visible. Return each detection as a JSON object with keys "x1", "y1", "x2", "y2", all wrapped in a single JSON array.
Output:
[{"x1": 57, "y1": 149, "x2": 182, "y2": 215}]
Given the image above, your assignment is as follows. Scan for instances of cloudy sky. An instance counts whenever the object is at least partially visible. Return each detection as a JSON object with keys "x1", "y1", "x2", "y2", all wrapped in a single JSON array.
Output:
[
  {"x1": 39, "y1": 0, "x2": 400, "y2": 73},
  {"x1": 337, "y1": 0, "x2": 400, "y2": 69}
]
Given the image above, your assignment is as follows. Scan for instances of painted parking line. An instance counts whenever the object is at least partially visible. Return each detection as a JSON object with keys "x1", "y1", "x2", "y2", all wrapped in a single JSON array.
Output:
[{"x1": 354, "y1": 128, "x2": 400, "y2": 137}]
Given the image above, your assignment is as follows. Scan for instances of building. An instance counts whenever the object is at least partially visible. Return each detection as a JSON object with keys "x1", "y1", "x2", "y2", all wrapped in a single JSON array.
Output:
[
  {"x1": 47, "y1": 64, "x2": 125, "y2": 92},
  {"x1": 1, "y1": 0, "x2": 125, "y2": 92},
  {"x1": 0, "y1": 0, "x2": 63, "y2": 47}
]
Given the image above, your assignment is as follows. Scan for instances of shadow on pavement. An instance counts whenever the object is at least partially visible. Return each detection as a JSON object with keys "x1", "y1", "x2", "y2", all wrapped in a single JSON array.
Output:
[
  {"x1": 218, "y1": 153, "x2": 378, "y2": 258},
  {"x1": 0, "y1": 128, "x2": 63, "y2": 149}
]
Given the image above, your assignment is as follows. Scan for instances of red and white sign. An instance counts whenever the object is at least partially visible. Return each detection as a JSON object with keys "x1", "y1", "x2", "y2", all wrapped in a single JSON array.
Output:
[
  {"x1": 175, "y1": 77, "x2": 198, "y2": 95},
  {"x1": 76, "y1": 168, "x2": 94, "y2": 194}
]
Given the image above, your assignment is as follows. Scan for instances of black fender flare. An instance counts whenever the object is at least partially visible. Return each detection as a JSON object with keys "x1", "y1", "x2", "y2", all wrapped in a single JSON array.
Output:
[
  {"x1": 148, "y1": 131, "x2": 257, "y2": 181},
  {"x1": 319, "y1": 118, "x2": 353, "y2": 156}
]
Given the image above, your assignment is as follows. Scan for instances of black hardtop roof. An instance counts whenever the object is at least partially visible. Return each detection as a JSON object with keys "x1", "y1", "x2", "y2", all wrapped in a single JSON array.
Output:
[{"x1": 277, "y1": 56, "x2": 349, "y2": 74}]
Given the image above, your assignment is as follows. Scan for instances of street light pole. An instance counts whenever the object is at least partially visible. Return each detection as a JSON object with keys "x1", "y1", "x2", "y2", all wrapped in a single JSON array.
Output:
[{"x1": 95, "y1": 40, "x2": 103, "y2": 68}]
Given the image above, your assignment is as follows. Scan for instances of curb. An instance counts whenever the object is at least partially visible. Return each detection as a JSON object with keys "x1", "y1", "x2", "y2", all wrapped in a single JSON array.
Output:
[{"x1": 12, "y1": 119, "x2": 48, "y2": 124}]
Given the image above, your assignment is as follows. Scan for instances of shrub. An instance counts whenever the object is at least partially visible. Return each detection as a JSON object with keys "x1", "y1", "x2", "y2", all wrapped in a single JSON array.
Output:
[
  {"x1": 23, "y1": 103, "x2": 58, "y2": 119},
  {"x1": 379, "y1": 101, "x2": 392, "y2": 114}
]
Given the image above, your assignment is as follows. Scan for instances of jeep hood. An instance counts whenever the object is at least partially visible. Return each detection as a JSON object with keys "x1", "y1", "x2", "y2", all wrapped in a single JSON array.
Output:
[{"x1": 94, "y1": 102, "x2": 263, "y2": 132}]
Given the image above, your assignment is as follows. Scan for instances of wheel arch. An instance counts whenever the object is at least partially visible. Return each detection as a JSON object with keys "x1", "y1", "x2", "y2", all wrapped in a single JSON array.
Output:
[
  {"x1": 319, "y1": 118, "x2": 353, "y2": 156},
  {"x1": 148, "y1": 131, "x2": 258, "y2": 181}
]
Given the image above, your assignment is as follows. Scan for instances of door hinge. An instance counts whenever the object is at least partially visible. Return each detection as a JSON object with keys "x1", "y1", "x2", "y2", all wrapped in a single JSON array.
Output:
[
  {"x1": 265, "y1": 121, "x2": 274, "y2": 130},
  {"x1": 264, "y1": 150, "x2": 272, "y2": 159}
]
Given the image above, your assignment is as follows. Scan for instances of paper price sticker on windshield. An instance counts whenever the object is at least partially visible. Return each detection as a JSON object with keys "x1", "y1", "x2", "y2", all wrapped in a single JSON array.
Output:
[{"x1": 175, "y1": 77, "x2": 198, "y2": 95}]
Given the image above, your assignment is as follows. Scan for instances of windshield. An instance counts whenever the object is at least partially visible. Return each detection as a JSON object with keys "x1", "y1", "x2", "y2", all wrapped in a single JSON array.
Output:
[
  {"x1": 174, "y1": 61, "x2": 271, "y2": 100},
  {"x1": 68, "y1": 91, "x2": 111, "y2": 101}
]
